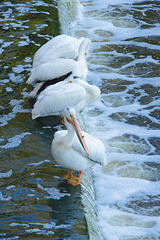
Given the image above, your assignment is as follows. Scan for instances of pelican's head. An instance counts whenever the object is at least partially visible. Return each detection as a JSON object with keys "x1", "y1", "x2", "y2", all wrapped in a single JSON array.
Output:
[
  {"x1": 78, "y1": 38, "x2": 91, "y2": 61},
  {"x1": 62, "y1": 108, "x2": 89, "y2": 156},
  {"x1": 84, "y1": 38, "x2": 91, "y2": 55},
  {"x1": 63, "y1": 107, "x2": 76, "y2": 121}
]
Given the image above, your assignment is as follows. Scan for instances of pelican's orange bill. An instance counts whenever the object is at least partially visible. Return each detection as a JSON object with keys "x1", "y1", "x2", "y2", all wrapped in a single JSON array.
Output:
[{"x1": 72, "y1": 119, "x2": 89, "y2": 156}]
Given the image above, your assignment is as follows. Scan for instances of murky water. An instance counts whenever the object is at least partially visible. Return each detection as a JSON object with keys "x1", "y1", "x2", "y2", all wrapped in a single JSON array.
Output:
[{"x1": 0, "y1": 1, "x2": 88, "y2": 239}]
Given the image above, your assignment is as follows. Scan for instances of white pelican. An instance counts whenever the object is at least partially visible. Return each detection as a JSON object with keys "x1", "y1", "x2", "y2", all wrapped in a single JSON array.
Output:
[
  {"x1": 51, "y1": 108, "x2": 107, "y2": 185},
  {"x1": 31, "y1": 77, "x2": 100, "y2": 119},
  {"x1": 32, "y1": 34, "x2": 88, "y2": 68},
  {"x1": 27, "y1": 35, "x2": 91, "y2": 85}
]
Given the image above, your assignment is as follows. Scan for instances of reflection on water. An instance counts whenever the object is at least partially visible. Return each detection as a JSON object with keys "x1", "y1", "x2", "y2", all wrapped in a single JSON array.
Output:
[{"x1": 0, "y1": 0, "x2": 89, "y2": 239}]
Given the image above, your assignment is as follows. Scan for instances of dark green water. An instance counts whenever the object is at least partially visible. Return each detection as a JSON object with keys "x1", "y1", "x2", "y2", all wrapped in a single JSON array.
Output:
[{"x1": 0, "y1": 0, "x2": 88, "y2": 239}]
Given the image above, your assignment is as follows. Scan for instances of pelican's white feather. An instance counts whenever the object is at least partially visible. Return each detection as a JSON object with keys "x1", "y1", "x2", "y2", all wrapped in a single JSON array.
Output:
[
  {"x1": 73, "y1": 131, "x2": 107, "y2": 166},
  {"x1": 54, "y1": 130, "x2": 107, "y2": 166},
  {"x1": 31, "y1": 77, "x2": 100, "y2": 119},
  {"x1": 27, "y1": 59, "x2": 77, "y2": 84},
  {"x1": 33, "y1": 34, "x2": 85, "y2": 67},
  {"x1": 33, "y1": 43, "x2": 78, "y2": 68},
  {"x1": 32, "y1": 81, "x2": 86, "y2": 119},
  {"x1": 29, "y1": 82, "x2": 43, "y2": 98}
]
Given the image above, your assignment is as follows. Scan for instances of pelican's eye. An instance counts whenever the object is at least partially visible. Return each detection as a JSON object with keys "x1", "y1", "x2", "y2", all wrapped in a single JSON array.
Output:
[
  {"x1": 70, "y1": 114, "x2": 73, "y2": 119},
  {"x1": 69, "y1": 80, "x2": 72, "y2": 83}
]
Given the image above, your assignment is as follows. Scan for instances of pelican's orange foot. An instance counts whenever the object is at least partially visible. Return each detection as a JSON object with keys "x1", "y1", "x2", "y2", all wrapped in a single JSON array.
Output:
[
  {"x1": 63, "y1": 174, "x2": 70, "y2": 180},
  {"x1": 63, "y1": 174, "x2": 78, "y2": 181},
  {"x1": 71, "y1": 175, "x2": 78, "y2": 181},
  {"x1": 67, "y1": 179, "x2": 81, "y2": 186},
  {"x1": 63, "y1": 169, "x2": 78, "y2": 182},
  {"x1": 67, "y1": 170, "x2": 83, "y2": 186}
]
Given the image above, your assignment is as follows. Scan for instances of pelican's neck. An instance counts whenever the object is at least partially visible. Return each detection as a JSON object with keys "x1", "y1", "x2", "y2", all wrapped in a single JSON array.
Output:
[
  {"x1": 78, "y1": 80, "x2": 100, "y2": 98},
  {"x1": 74, "y1": 79, "x2": 101, "y2": 111},
  {"x1": 63, "y1": 121, "x2": 75, "y2": 147}
]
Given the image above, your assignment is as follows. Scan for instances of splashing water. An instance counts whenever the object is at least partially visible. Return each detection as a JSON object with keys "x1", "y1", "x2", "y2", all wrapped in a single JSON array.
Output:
[{"x1": 60, "y1": 0, "x2": 160, "y2": 239}]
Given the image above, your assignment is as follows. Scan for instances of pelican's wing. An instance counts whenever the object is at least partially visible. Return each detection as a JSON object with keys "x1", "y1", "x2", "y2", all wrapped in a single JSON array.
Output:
[
  {"x1": 53, "y1": 130, "x2": 67, "y2": 141},
  {"x1": 33, "y1": 35, "x2": 85, "y2": 67},
  {"x1": 29, "y1": 82, "x2": 43, "y2": 98},
  {"x1": 27, "y1": 59, "x2": 77, "y2": 84},
  {"x1": 33, "y1": 35, "x2": 82, "y2": 57},
  {"x1": 32, "y1": 81, "x2": 86, "y2": 119},
  {"x1": 73, "y1": 131, "x2": 107, "y2": 166},
  {"x1": 33, "y1": 43, "x2": 79, "y2": 68}
]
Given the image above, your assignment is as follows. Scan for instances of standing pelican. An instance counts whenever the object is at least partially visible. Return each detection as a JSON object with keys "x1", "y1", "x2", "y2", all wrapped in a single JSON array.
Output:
[
  {"x1": 51, "y1": 108, "x2": 107, "y2": 185},
  {"x1": 27, "y1": 36, "x2": 91, "y2": 85},
  {"x1": 31, "y1": 77, "x2": 100, "y2": 119}
]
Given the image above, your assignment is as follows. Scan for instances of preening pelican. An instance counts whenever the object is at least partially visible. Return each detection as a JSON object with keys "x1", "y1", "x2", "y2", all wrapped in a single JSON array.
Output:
[
  {"x1": 32, "y1": 35, "x2": 88, "y2": 68},
  {"x1": 31, "y1": 77, "x2": 100, "y2": 119},
  {"x1": 51, "y1": 108, "x2": 107, "y2": 185},
  {"x1": 27, "y1": 35, "x2": 91, "y2": 85}
]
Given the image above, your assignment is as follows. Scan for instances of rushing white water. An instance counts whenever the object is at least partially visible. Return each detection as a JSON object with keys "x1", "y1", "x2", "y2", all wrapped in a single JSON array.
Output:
[{"x1": 58, "y1": 0, "x2": 160, "y2": 239}]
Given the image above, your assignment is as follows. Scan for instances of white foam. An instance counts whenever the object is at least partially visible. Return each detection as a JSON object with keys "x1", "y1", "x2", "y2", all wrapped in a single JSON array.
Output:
[
  {"x1": 27, "y1": 159, "x2": 51, "y2": 167},
  {"x1": 0, "y1": 132, "x2": 31, "y2": 149},
  {"x1": 25, "y1": 228, "x2": 54, "y2": 235},
  {"x1": 0, "y1": 192, "x2": 11, "y2": 201},
  {"x1": 93, "y1": 165, "x2": 160, "y2": 239},
  {"x1": 0, "y1": 97, "x2": 30, "y2": 126},
  {"x1": 91, "y1": 0, "x2": 155, "y2": 7},
  {"x1": 37, "y1": 182, "x2": 70, "y2": 200},
  {"x1": 6, "y1": 185, "x2": 15, "y2": 190},
  {"x1": 97, "y1": 205, "x2": 160, "y2": 240},
  {"x1": 6, "y1": 87, "x2": 13, "y2": 92},
  {"x1": 58, "y1": 0, "x2": 83, "y2": 35},
  {"x1": 0, "y1": 169, "x2": 12, "y2": 178},
  {"x1": 93, "y1": 165, "x2": 160, "y2": 205},
  {"x1": 10, "y1": 223, "x2": 29, "y2": 228},
  {"x1": 68, "y1": 0, "x2": 160, "y2": 239}
]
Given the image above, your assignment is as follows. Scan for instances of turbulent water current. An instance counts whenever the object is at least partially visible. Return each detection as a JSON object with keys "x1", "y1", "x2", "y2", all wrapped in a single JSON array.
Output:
[
  {"x1": 68, "y1": 0, "x2": 160, "y2": 239},
  {"x1": 0, "y1": 0, "x2": 160, "y2": 240}
]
